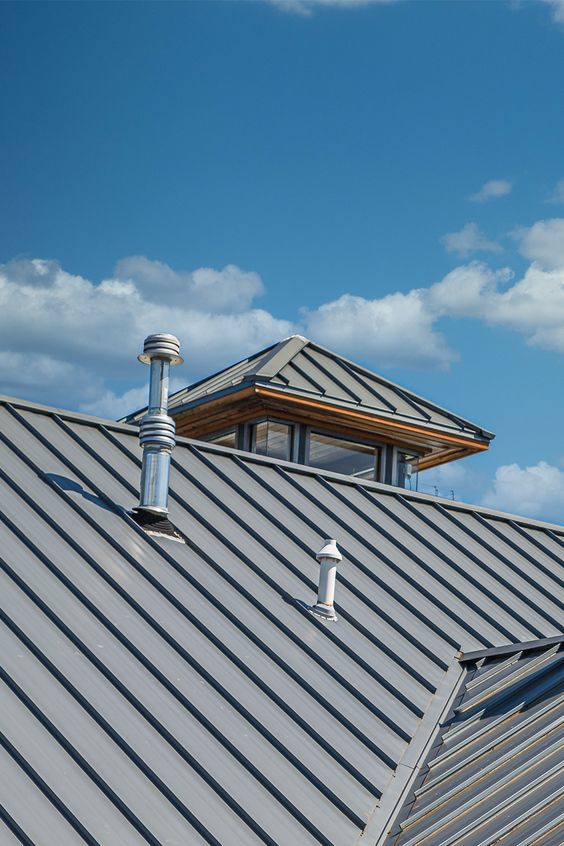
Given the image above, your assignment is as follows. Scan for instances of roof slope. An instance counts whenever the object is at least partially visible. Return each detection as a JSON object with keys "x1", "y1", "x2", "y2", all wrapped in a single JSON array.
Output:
[
  {"x1": 125, "y1": 336, "x2": 493, "y2": 443},
  {"x1": 1, "y1": 396, "x2": 562, "y2": 845},
  {"x1": 388, "y1": 637, "x2": 564, "y2": 846}
]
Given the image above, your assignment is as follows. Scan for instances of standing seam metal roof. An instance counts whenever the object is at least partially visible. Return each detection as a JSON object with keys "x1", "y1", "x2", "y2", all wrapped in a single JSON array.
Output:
[
  {"x1": 1, "y1": 395, "x2": 562, "y2": 845},
  {"x1": 388, "y1": 638, "x2": 564, "y2": 846}
]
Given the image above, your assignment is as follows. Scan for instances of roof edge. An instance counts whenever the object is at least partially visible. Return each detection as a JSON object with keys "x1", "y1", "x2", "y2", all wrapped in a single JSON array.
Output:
[
  {"x1": 303, "y1": 339, "x2": 495, "y2": 441},
  {"x1": 0, "y1": 394, "x2": 138, "y2": 434},
  {"x1": 163, "y1": 381, "x2": 492, "y2": 444},
  {"x1": 1, "y1": 393, "x2": 562, "y2": 534}
]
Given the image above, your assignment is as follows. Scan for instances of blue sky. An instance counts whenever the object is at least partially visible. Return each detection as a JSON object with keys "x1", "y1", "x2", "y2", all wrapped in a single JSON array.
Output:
[{"x1": 2, "y1": 0, "x2": 564, "y2": 518}]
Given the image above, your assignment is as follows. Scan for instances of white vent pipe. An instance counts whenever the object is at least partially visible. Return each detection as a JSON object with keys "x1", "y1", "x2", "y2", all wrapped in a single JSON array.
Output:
[
  {"x1": 310, "y1": 539, "x2": 342, "y2": 621},
  {"x1": 136, "y1": 333, "x2": 183, "y2": 514}
]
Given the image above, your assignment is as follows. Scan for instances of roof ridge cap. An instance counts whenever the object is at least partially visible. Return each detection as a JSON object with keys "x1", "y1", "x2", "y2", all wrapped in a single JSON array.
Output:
[{"x1": 244, "y1": 334, "x2": 310, "y2": 381}]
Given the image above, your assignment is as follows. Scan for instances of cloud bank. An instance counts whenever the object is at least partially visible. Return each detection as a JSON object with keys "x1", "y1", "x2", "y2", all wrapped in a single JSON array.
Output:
[
  {"x1": 3, "y1": 218, "x2": 564, "y2": 418},
  {"x1": 420, "y1": 458, "x2": 564, "y2": 523},
  {"x1": 0, "y1": 257, "x2": 293, "y2": 416},
  {"x1": 482, "y1": 460, "x2": 564, "y2": 521}
]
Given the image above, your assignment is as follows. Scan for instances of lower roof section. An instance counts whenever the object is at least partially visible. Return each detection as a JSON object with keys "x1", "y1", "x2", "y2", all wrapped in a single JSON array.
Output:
[
  {"x1": 387, "y1": 638, "x2": 564, "y2": 846},
  {"x1": 0, "y1": 395, "x2": 563, "y2": 845}
]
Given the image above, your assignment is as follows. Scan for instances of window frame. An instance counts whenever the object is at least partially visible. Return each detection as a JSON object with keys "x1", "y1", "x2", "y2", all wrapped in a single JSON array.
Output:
[
  {"x1": 247, "y1": 416, "x2": 297, "y2": 462},
  {"x1": 393, "y1": 447, "x2": 421, "y2": 490},
  {"x1": 304, "y1": 427, "x2": 384, "y2": 482}
]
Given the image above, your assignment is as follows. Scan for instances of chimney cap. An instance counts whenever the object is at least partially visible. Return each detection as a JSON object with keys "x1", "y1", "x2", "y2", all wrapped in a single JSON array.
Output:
[
  {"x1": 316, "y1": 538, "x2": 342, "y2": 563},
  {"x1": 138, "y1": 333, "x2": 184, "y2": 366}
]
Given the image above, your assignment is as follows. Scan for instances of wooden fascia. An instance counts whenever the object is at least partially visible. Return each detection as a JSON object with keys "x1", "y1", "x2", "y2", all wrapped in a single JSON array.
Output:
[
  {"x1": 173, "y1": 384, "x2": 489, "y2": 469},
  {"x1": 254, "y1": 387, "x2": 490, "y2": 455}
]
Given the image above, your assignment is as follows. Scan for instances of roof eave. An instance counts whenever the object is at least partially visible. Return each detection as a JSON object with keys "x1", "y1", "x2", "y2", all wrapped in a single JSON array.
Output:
[{"x1": 167, "y1": 380, "x2": 493, "y2": 446}]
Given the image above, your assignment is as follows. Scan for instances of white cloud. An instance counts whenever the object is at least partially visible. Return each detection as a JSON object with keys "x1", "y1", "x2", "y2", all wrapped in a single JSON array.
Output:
[
  {"x1": 0, "y1": 257, "x2": 293, "y2": 415},
  {"x1": 427, "y1": 262, "x2": 512, "y2": 317},
  {"x1": 419, "y1": 458, "x2": 564, "y2": 523},
  {"x1": 302, "y1": 288, "x2": 457, "y2": 369},
  {"x1": 78, "y1": 376, "x2": 187, "y2": 419},
  {"x1": 114, "y1": 256, "x2": 264, "y2": 313},
  {"x1": 427, "y1": 254, "x2": 564, "y2": 354},
  {"x1": 515, "y1": 218, "x2": 564, "y2": 268},
  {"x1": 547, "y1": 178, "x2": 564, "y2": 204},
  {"x1": 482, "y1": 461, "x2": 564, "y2": 520},
  {"x1": 6, "y1": 219, "x2": 564, "y2": 417},
  {"x1": 441, "y1": 223, "x2": 502, "y2": 258},
  {"x1": 469, "y1": 179, "x2": 512, "y2": 203},
  {"x1": 540, "y1": 0, "x2": 564, "y2": 24},
  {"x1": 268, "y1": 0, "x2": 398, "y2": 15}
]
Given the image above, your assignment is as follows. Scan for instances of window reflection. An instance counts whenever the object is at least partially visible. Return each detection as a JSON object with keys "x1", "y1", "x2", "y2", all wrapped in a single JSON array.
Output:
[
  {"x1": 397, "y1": 452, "x2": 419, "y2": 489},
  {"x1": 251, "y1": 420, "x2": 293, "y2": 461},
  {"x1": 207, "y1": 428, "x2": 237, "y2": 449},
  {"x1": 307, "y1": 432, "x2": 379, "y2": 480}
]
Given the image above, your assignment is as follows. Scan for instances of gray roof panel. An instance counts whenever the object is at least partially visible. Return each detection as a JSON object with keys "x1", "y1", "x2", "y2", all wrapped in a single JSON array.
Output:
[
  {"x1": 1, "y1": 396, "x2": 562, "y2": 845},
  {"x1": 388, "y1": 640, "x2": 564, "y2": 846}
]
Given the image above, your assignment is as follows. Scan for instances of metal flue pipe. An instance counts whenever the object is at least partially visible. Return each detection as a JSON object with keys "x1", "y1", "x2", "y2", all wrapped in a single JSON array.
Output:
[
  {"x1": 136, "y1": 333, "x2": 183, "y2": 514},
  {"x1": 310, "y1": 539, "x2": 342, "y2": 621}
]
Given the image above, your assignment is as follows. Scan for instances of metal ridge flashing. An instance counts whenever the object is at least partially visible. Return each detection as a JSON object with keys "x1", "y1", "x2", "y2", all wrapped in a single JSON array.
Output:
[{"x1": 460, "y1": 634, "x2": 564, "y2": 663}]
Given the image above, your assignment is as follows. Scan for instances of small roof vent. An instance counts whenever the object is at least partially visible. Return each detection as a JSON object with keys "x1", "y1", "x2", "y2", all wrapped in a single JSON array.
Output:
[{"x1": 309, "y1": 538, "x2": 342, "y2": 622}]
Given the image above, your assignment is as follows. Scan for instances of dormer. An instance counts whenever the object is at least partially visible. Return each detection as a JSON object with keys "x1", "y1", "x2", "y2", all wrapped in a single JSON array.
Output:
[{"x1": 123, "y1": 335, "x2": 494, "y2": 489}]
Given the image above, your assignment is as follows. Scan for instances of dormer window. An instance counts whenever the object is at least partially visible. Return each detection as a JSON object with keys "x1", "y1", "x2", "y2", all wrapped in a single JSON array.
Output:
[
  {"x1": 250, "y1": 419, "x2": 294, "y2": 461},
  {"x1": 397, "y1": 451, "x2": 419, "y2": 489},
  {"x1": 128, "y1": 335, "x2": 493, "y2": 489},
  {"x1": 307, "y1": 431, "x2": 380, "y2": 480},
  {"x1": 207, "y1": 428, "x2": 237, "y2": 449}
]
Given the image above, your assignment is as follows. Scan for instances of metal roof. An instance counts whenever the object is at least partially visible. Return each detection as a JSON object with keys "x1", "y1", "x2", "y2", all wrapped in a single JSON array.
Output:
[
  {"x1": 1, "y1": 395, "x2": 562, "y2": 845},
  {"x1": 123, "y1": 336, "x2": 494, "y2": 443},
  {"x1": 387, "y1": 638, "x2": 564, "y2": 846}
]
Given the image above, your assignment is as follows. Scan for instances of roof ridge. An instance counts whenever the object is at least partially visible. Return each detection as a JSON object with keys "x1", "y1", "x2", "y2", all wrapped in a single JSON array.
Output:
[{"x1": 243, "y1": 335, "x2": 310, "y2": 382}]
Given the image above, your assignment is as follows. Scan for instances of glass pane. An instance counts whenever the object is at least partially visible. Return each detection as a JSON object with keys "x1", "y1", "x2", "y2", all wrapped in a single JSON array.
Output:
[
  {"x1": 207, "y1": 429, "x2": 237, "y2": 449},
  {"x1": 308, "y1": 432, "x2": 378, "y2": 480},
  {"x1": 252, "y1": 420, "x2": 292, "y2": 461},
  {"x1": 397, "y1": 452, "x2": 419, "y2": 489}
]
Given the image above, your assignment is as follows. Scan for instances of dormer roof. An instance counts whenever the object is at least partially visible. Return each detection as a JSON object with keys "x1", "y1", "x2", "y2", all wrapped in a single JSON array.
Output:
[{"x1": 125, "y1": 335, "x2": 493, "y2": 443}]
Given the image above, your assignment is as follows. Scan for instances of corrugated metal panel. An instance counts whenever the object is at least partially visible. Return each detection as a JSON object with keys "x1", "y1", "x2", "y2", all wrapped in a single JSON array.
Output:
[
  {"x1": 1, "y1": 397, "x2": 561, "y2": 844},
  {"x1": 388, "y1": 641, "x2": 564, "y2": 846},
  {"x1": 132, "y1": 336, "x2": 493, "y2": 441}
]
